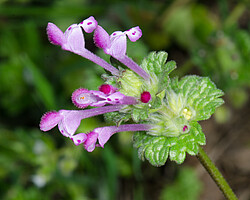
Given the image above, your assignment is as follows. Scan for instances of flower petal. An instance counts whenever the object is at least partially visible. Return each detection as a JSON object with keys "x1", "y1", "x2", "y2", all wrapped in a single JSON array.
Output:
[
  {"x1": 108, "y1": 31, "x2": 127, "y2": 57},
  {"x1": 84, "y1": 131, "x2": 98, "y2": 152},
  {"x1": 95, "y1": 127, "x2": 116, "y2": 148},
  {"x1": 40, "y1": 111, "x2": 63, "y2": 132},
  {"x1": 93, "y1": 25, "x2": 111, "y2": 50},
  {"x1": 63, "y1": 24, "x2": 85, "y2": 53},
  {"x1": 59, "y1": 105, "x2": 123, "y2": 136},
  {"x1": 125, "y1": 26, "x2": 142, "y2": 42},
  {"x1": 104, "y1": 92, "x2": 125, "y2": 104},
  {"x1": 47, "y1": 23, "x2": 66, "y2": 46},
  {"x1": 71, "y1": 88, "x2": 104, "y2": 108},
  {"x1": 57, "y1": 110, "x2": 83, "y2": 137},
  {"x1": 79, "y1": 16, "x2": 98, "y2": 33},
  {"x1": 71, "y1": 133, "x2": 87, "y2": 145}
]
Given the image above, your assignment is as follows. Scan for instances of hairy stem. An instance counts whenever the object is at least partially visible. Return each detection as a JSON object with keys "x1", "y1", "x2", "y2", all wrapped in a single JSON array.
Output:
[{"x1": 196, "y1": 146, "x2": 238, "y2": 200}]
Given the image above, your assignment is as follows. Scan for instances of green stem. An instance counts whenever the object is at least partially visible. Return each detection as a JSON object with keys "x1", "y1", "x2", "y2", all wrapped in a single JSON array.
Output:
[{"x1": 197, "y1": 146, "x2": 238, "y2": 200}]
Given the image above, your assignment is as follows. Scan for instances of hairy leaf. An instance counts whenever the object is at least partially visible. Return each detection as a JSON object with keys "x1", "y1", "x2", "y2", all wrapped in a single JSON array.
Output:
[
  {"x1": 174, "y1": 75, "x2": 224, "y2": 121},
  {"x1": 133, "y1": 121, "x2": 205, "y2": 166}
]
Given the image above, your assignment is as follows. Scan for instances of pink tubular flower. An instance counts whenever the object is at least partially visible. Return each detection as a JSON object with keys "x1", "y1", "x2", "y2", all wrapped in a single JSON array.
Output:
[
  {"x1": 94, "y1": 26, "x2": 142, "y2": 57},
  {"x1": 46, "y1": 17, "x2": 119, "y2": 76},
  {"x1": 39, "y1": 105, "x2": 123, "y2": 137},
  {"x1": 94, "y1": 25, "x2": 150, "y2": 80},
  {"x1": 71, "y1": 87, "x2": 137, "y2": 108},
  {"x1": 70, "y1": 124, "x2": 152, "y2": 152}
]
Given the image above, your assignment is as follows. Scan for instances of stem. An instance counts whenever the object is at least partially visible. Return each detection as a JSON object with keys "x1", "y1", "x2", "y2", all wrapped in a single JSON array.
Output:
[{"x1": 196, "y1": 146, "x2": 238, "y2": 200}]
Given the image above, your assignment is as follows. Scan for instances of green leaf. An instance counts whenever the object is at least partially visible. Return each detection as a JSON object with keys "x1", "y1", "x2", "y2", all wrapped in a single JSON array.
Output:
[
  {"x1": 133, "y1": 133, "x2": 169, "y2": 166},
  {"x1": 133, "y1": 121, "x2": 206, "y2": 166},
  {"x1": 140, "y1": 51, "x2": 176, "y2": 78},
  {"x1": 176, "y1": 75, "x2": 224, "y2": 121},
  {"x1": 20, "y1": 55, "x2": 56, "y2": 110},
  {"x1": 158, "y1": 60, "x2": 176, "y2": 92},
  {"x1": 118, "y1": 70, "x2": 143, "y2": 97},
  {"x1": 150, "y1": 96, "x2": 162, "y2": 109},
  {"x1": 132, "y1": 108, "x2": 149, "y2": 123},
  {"x1": 169, "y1": 144, "x2": 186, "y2": 164},
  {"x1": 189, "y1": 121, "x2": 206, "y2": 145},
  {"x1": 163, "y1": 60, "x2": 177, "y2": 76}
]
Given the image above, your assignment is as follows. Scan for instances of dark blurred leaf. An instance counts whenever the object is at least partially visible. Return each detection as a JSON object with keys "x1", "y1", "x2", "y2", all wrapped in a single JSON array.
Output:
[{"x1": 21, "y1": 55, "x2": 56, "y2": 110}]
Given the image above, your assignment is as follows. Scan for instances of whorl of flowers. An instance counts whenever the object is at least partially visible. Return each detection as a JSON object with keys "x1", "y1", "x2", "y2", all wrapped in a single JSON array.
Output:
[{"x1": 40, "y1": 16, "x2": 224, "y2": 165}]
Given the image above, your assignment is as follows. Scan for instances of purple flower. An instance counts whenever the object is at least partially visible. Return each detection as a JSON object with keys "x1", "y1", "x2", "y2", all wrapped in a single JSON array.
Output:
[
  {"x1": 41, "y1": 16, "x2": 154, "y2": 154},
  {"x1": 94, "y1": 26, "x2": 142, "y2": 57},
  {"x1": 99, "y1": 84, "x2": 117, "y2": 95},
  {"x1": 94, "y1": 25, "x2": 150, "y2": 80},
  {"x1": 46, "y1": 17, "x2": 119, "y2": 75},
  {"x1": 71, "y1": 87, "x2": 137, "y2": 108},
  {"x1": 40, "y1": 105, "x2": 123, "y2": 137},
  {"x1": 70, "y1": 124, "x2": 152, "y2": 152},
  {"x1": 47, "y1": 16, "x2": 97, "y2": 53},
  {"x1": 140, "y1": 91, "x2": 152, "y2": 103}
]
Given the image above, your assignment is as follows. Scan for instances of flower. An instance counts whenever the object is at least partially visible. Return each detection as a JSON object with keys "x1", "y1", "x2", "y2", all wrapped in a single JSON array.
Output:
[
  {"x1": 94, "y1": 26, "x2": 142, "y2": 57},
  {"x1": 40, "y1": 105, "x2": 123, "y2": 137},
  {"x1": 71, "y1": 86, "x2": 137, "y2": 108},
  {"x1": 94, "y1": 25, "x2": 150, "y2": 80},
  {"x1": 70, "y1": 124, "x2": 152, "y2": 152},
  {"x1": 98, "y1": 84, "x2": 117, "y2": 95},
  {"x1": 140, "y1": 91, "x2": 152, "y2": 103},
  {"x1": 47, "y1": 17, "x2": 119, "y2": 75},
  {"x1": 42, "y1": 17, "x2": 157, "y2": 153},
  {"x1": 47, "y1": 16, "x2": 98, "y2": 53}
]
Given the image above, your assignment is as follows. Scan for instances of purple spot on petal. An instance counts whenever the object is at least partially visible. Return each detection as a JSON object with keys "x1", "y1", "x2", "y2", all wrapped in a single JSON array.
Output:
[
  {"x1": 80, "y1": 21, "x2": 83, "y2": 24},
  {"x1": 132, "y1": 31, "x2": 136, "y2": 35},
  {"x1": 77, "y1": 139, "x2": 81, "y2": 143},
  {"x1": 115, "y1": 99, "x2": 119, "y2": 101},
  {"x1": 68, "y1": 27, "x2": 72, "y2": 31},
  {"x1": 113, "y1": 33, "x2": 116, "y2": 36},
  {"x1": 87, "y1": 22, "x2": 92, "y2": 25},
  {"x1": 61, "y1": 130, "x2": 64, "y2": 133},
  {"x1": 107, "y1": 98, "x2": 111, "y2": 101}
]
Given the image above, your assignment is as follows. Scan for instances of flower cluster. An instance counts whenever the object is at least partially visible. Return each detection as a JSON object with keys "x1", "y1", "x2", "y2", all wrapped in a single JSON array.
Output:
[
  {"x1": 40, "y1": 16, "x2": 153, "y2": 152},
  {"x1": 40, "y1": 16, "x2": 224, "y2": 165}
]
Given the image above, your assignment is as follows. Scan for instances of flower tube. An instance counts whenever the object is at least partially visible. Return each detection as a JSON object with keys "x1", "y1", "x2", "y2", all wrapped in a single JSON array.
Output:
[
  {"x1": 71, "y1": 124, "x2": 152, "y2": 152},
  {"x1": 47, "y1": 16, "x2": 119, "y2": 75}
]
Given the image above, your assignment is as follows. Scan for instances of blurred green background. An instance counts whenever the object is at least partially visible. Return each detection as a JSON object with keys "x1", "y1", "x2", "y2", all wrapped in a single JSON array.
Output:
[{"x1": 0, "y1": 0, "x2": 249, "y2": 199}]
